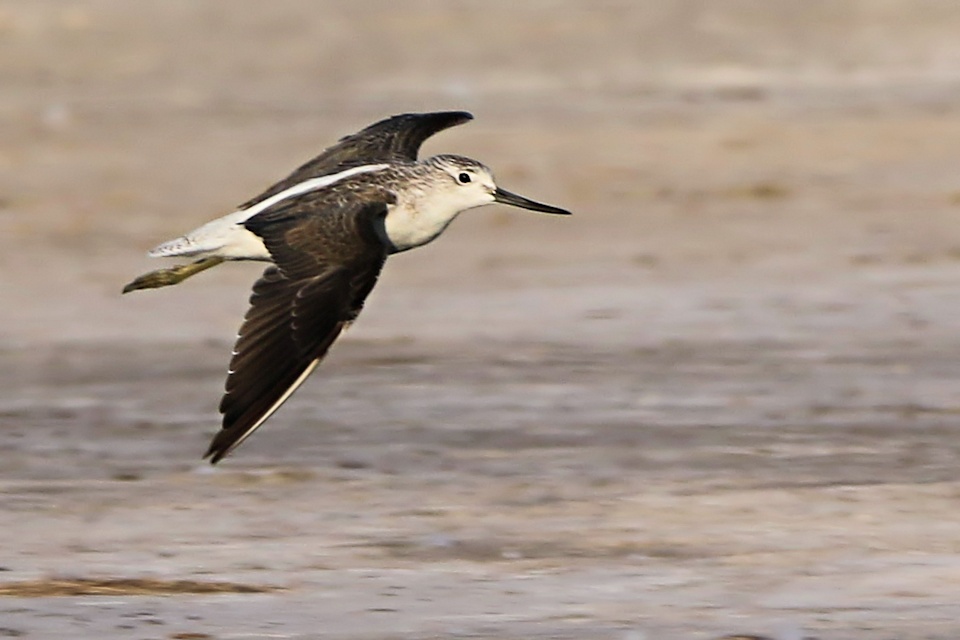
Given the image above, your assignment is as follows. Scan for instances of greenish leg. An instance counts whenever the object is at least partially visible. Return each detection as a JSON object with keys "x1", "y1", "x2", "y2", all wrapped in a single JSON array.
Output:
[{"x1": 122, "y1": 256, "x2": 225, "y2": 294}]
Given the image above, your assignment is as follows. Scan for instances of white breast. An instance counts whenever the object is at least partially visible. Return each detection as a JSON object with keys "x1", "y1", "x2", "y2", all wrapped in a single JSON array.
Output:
[{"x1": 382, "y1": 198, "x2": 465, "y2": 253}]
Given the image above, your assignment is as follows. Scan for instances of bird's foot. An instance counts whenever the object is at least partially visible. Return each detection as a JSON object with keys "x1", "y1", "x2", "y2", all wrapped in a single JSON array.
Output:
[{"x1": 122, "y1": 257, "x2": 224, "y2": 294}]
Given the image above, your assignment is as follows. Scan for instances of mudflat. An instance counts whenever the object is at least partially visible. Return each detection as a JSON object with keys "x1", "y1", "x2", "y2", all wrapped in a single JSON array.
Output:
[{"x1": 3, "y1": 2, "x2": 960, "y2": 638}]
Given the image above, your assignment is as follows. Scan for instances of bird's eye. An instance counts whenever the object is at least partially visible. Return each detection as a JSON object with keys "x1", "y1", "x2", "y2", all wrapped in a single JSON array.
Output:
[{"x1": 457, "y1": 172, "x2": 471, "y2": 184}]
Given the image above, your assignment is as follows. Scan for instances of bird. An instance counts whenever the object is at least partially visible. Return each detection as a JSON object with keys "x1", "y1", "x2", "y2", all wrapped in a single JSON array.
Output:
[{"x1": 123, "y1": 111, "x2": 570, "y2": 463}]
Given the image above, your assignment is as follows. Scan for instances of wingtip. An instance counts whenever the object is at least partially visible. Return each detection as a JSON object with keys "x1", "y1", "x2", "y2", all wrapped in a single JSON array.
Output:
[
  {"x1": 203, "y1": 447, "x2": 225, "y2": 465},
  {"x1": 203, "y1": 435, "x2": 230, "y2": 465},
  {"x1": 385, "y1": 110, "x2": 474, "y2": 131},
  {"x1": 396, "y1": 109, "x2": 472, "y2": 121},
  {"x1": 440, "y1": 110, "x2": 474, "y2": 126}
]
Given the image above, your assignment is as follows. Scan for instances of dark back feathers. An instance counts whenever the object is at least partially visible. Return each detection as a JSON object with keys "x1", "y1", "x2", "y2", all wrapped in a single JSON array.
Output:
[{"x1": 240, "y1": 111, "x2": 473, "y2": 209}]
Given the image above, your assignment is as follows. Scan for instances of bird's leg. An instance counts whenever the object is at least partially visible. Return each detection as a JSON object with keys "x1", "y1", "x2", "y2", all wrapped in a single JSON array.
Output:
[{"x1": 122, "y1": 256, "x2": 225, "y2": 294}]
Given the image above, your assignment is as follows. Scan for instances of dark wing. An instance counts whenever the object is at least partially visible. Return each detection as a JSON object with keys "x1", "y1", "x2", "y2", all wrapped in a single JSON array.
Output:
[
  {"x1": 239, "y1": 111, "x2": 472, "y2": 209},
  {"x1": 312, "y1": 110, "x2": 473, "y2": 165},
  {"x1": 204, "y1": 201, "x2": 388, "y2": 463}
]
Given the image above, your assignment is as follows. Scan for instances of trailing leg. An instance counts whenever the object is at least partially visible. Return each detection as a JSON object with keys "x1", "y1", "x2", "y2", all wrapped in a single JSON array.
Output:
[{"x1": 122, "y1": 256, "x2": 225, "y2": 294}]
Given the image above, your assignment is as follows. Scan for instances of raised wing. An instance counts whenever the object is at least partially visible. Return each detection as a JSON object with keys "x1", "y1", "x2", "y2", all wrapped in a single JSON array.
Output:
[
  {"x1": 240, "y1": 111, "x2": 472, "y2": 209},
  {"x1": 204, "y1": 200, "x2": 389, "y2": 463}
]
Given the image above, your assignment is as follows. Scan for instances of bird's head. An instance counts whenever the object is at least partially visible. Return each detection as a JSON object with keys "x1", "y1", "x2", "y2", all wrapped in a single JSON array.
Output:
[{"x1": 427, "y1": 154, "x2": 571, "y2": 216}]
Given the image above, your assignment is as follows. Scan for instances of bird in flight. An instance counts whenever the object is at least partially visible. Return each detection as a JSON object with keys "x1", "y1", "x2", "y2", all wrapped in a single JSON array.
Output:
[{"x1": 123, "y1": 111, "x2": 570, "y2": 463}]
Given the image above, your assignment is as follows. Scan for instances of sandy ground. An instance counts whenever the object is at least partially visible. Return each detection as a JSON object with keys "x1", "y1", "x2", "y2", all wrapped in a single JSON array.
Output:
[{"x1": 3, "y1": 2, "x2": 960, "y2": 638}]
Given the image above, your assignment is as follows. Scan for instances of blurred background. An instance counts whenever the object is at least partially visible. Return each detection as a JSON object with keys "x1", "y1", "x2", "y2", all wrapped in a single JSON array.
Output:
[
  {"x1": 3, "y1": 2, "x2": 960, "y2": 638},
  {"x1": 4, "y1": 0, "x2": 960, "y2": 344}
]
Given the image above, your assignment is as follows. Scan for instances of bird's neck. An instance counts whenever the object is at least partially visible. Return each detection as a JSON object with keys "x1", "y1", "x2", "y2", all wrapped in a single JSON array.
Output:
[{"x1": 379, "y1": 189, "x2": 466, "y2": 253}]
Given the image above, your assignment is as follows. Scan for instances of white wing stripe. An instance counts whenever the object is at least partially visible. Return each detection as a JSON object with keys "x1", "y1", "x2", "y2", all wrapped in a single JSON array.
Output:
[
  {"x1": 218, "y1": 358, "x2": 321, "y2": 459},
  {"x1": 148, "y1": 163, "x2": 389, "y2": 258},
  {"x1": 236, "y1": 163, "x2": 390, "y2": 222}
]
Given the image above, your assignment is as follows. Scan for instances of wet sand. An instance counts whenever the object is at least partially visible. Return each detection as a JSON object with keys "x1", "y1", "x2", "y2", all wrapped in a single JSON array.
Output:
[{"x1": 3, "y1": 2, "x2": 960, "y2": 638}]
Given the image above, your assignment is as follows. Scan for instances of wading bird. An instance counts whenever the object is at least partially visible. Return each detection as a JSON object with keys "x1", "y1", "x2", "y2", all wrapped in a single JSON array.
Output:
[{"x1": 124, "y1": 112, "x2": 570, "y2": 463}]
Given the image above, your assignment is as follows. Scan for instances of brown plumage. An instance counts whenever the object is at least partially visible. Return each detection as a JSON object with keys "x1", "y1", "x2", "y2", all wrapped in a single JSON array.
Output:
[
  {"x1": 211, "y1": 113, "x2": 476, "y2": 462},
  {"x1": 207, "y1": 196, "x2": 392, "y2": 462},
  {"x1": 238, "y1": 111, "x2": 473, "y2": 210}
]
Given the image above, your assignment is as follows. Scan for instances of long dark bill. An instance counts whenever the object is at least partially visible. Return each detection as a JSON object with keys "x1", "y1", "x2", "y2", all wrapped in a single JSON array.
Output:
[{"x1": 494, "y1": 188, "x2": 571, "y2": 215}]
